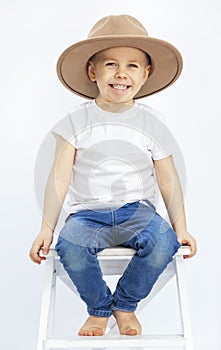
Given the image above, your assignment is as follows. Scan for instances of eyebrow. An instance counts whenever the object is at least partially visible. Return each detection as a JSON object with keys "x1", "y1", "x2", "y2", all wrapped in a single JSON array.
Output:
[
  {"x1": 89, "y1": 51, "x2": 150, "y2": 66},
  {"x1": 102, "y1": 57, "x2": 144, "y2": 64},
  {"x1": 101, "y1": 53, "x2": 150, "y2": 65}
]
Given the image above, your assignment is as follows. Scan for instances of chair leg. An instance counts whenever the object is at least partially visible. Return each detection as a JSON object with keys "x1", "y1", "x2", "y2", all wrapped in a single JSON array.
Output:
[
  {"x1": 175, "y1": 255, "x2": 194, "y2": 350},
  {"x1": 37, "y1": 255, "x2": 57, "y2": 350}
]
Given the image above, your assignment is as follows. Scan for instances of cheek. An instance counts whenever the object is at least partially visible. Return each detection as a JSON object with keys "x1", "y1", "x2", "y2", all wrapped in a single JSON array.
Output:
[{"x1": 96, "y1": 71, "x2": 110, "y2": 84}]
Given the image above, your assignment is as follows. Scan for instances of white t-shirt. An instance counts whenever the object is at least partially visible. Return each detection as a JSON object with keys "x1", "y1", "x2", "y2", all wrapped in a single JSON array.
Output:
[{"x1": 52, "y1": 100, "x2": 177, "y2": 214}]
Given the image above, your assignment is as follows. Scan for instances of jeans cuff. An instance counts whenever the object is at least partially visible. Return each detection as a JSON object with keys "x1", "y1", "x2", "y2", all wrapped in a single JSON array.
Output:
[
  {"x1": 111, "y1": 301, "x2": 137, "y2": 313},
  {"x1": 88, "y1": 308, "x2": 112, "y2": 317}
]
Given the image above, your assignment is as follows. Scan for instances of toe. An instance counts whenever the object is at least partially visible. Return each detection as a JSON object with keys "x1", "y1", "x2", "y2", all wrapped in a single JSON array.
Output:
[
  {"x1": 78, "y1": 327, "x2": 103, "y2": 336},
  {"x1": 125, "y1": 328, "x2": 138, "y2": 336}
]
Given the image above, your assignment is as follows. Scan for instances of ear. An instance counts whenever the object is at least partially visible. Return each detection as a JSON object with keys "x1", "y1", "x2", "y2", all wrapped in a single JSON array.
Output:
[
  {"x1": 142, "y1": 64, "x2": 151, "y2": 85},
  {"x1": 87, "y1": 61, "x2": 96, "y2": 82}
]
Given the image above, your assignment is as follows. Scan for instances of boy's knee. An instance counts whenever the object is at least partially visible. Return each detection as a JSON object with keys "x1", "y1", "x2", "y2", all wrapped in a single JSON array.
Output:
[
  {"x1": 148, "y1": 230, "x2": 180, "y2": 270},
  {"x1": 162, "y1": 228, "x2": 180, "y2": 253},
  {"x1": 141, "y1": 228, "x2": 180, "y2": 267},
  {"x1": 154, "y1": 228, "x2": 180, "y2": 266},
  {"x1": 56, "y1": 237, "x2": 95, "y2": 272}
]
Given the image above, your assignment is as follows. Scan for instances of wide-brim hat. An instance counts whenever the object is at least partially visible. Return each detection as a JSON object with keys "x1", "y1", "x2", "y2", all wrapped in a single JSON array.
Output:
[{"x1": 57, "y1": 14, "x2": 183, "y2": 99}]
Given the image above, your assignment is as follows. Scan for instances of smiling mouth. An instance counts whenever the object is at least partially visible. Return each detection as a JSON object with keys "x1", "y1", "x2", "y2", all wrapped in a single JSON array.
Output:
[{"x1": 110, "y1": 84, "x2": 130, "y2": 90}]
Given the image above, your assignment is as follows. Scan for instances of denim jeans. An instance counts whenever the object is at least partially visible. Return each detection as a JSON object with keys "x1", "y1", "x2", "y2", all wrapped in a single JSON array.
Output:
[{"x1": 55, "y1": 200, "x2": 180, "y2": 317}]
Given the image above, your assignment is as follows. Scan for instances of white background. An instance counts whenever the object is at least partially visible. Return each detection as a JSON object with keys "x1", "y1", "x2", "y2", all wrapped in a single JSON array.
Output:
[{"x1": 1, "y1": 1, "x2": 221, "y2": 349}]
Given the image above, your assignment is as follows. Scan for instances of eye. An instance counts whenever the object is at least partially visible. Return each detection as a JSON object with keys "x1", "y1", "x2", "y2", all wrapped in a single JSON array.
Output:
[
  {"x1": 128, "y1": 63, "x2": 138, "y2": 68},
  {"x1": 105, "y1": 62, "x2": 117, "y2": 67}
]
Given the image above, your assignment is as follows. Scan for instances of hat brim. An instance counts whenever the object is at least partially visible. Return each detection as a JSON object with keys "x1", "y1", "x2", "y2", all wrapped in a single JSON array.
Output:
[{"x1": 57, "y1": 36, "x2": 183, "y2": 99}]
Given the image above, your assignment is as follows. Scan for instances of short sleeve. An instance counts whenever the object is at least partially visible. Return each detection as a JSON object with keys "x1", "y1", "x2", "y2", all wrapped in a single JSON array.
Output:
[
  {"x1": 151, "y1": 118, "x2": 178, "y2": 160},
  {"x1": 51, "y1": 114, "x2": 77, "y2": 147}
]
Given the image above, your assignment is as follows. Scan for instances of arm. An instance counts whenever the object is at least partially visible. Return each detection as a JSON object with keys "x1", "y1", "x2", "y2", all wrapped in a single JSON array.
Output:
[
  {"x1": 153, "y1": 155, "x2": 197, "y2": 258},
  {"x1": 29, "y1": 135, "x2": 76, "y2": 264}
]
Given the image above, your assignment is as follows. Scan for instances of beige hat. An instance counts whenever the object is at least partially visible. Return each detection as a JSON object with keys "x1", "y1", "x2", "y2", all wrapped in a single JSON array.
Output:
[{"x1": 57, "y1": 14, "x2": 183, "y2": 99}]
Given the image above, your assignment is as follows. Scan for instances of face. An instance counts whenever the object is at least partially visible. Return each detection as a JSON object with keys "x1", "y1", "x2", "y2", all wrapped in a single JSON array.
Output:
[{"x1": 88, "y1": 47, "x2": 151, "y2": 110}]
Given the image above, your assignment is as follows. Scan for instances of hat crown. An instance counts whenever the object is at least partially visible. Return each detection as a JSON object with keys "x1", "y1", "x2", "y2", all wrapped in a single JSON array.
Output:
[{"x1": 88, "y1": 14, "x2": 149, "y2": 39}]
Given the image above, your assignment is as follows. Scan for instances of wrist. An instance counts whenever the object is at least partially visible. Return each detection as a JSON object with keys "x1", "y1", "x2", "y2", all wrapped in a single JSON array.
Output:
[
  {"x1": 172, "y1": 216, "x2": 187, "y2": 234},
  {"x1": 41, "y1": 220, "x2": 54, "y2": 236}
]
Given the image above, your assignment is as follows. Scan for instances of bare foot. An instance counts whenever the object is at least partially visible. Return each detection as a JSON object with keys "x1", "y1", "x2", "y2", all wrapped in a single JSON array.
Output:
[
  {"x1": 78, "y1": 316, "x2": 109, "y2": 336},
  {"x1": 113, "y1": 310, "x2": 142, "y2": 336}
]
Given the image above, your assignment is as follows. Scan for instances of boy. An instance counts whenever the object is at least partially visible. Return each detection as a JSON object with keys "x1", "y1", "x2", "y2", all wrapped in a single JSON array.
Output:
[{"x1": 29, "y1": 14, "x2": 197, "y2": 336}]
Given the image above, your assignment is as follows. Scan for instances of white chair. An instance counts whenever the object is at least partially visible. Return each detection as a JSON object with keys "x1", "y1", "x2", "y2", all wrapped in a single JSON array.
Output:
[{"x1": 37, "y1": 245, "x2": 193, "y2": 350}]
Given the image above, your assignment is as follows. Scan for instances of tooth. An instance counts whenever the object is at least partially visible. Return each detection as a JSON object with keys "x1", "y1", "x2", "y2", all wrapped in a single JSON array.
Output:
[{"x1": 113, "y1": 84, "x2": 127, "y2": 90}]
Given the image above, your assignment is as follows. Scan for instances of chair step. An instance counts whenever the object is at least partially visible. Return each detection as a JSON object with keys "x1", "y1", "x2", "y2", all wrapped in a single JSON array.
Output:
[{"x1": 44, "y1": 334, "x2": 186, "y2": 348}]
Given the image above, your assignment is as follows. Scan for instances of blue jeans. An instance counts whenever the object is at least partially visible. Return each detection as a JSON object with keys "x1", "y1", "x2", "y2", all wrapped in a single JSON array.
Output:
[{"x1": 55, "y1": 200, "x2": 180, "y2": 317}]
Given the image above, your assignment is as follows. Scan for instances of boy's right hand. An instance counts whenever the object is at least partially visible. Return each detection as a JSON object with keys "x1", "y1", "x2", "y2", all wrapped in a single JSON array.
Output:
[{"x1": 29, "y1": 230, "x2": 53, "y2": 265}]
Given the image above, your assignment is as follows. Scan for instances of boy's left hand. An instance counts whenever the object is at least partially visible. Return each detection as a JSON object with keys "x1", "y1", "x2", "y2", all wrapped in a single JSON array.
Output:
[{"x1": 176, "y1": 230, "x2": 197, "y2": 259}]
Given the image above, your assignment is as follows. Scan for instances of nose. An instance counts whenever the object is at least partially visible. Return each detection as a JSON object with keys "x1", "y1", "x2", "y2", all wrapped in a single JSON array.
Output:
[{"x1": 114, "y1": 65, "x2": 128, "y2": 79}]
